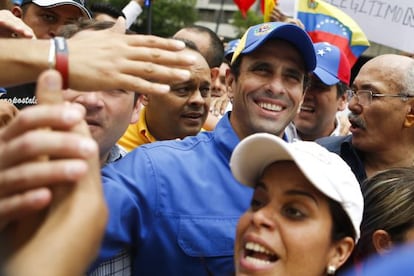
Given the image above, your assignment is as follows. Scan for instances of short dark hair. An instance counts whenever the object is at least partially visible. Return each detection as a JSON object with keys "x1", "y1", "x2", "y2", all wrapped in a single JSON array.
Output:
[
  {"x1": 89, "y1": 2, "x2": 125, "y2": 20},
  {"x1": 180, "y1": 25, "x2": 224, "y2": 68},
  {"x1": 336, "y1": 81, "x2": 349, "y2": 98},
  {"x1": 329, "y1": 198, "x2": 357, "y2": 274}
]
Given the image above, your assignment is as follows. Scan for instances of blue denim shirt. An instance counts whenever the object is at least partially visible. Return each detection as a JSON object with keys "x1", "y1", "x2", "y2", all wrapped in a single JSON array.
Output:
[{"x1": 95, "y1": 113, "x2": 254, "y2": 275}]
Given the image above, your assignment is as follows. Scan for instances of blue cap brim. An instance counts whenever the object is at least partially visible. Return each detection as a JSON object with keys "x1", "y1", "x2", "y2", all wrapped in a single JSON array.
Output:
[{"x1": 314, "y1": 67, "x2": 340, "y2": 86}]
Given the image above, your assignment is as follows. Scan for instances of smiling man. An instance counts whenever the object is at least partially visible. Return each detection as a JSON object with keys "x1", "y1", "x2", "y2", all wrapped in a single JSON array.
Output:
[
  {"x1": 287, "y1": 42, "x2": 351, "y2": 141},
  {"x1": 92, "y1": 22, "x2": 316, "y2": 275}
]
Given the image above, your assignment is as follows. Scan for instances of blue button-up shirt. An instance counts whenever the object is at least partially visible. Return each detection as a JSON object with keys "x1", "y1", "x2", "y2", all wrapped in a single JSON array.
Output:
[{"x1": 95, "y1": 113, "x2": 254, "y2": 275}]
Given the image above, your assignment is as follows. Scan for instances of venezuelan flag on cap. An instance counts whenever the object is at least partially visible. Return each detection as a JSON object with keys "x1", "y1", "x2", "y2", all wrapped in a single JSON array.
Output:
[{"x1": 297, "y1": 0, "x2": 370, "y2": 66}]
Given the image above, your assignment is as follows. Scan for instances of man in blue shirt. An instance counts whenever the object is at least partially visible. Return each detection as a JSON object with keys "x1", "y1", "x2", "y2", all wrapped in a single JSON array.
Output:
[{"x1": 95, "y1": 22, "x2": 316, "y2": 275}]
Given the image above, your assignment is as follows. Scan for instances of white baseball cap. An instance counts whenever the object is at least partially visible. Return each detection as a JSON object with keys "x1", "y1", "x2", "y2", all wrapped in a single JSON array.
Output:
[
  {"x1": 230, "y1": 133, "x2": 363, "y2": 241},
  {"x1": 22, "y1": 0, "x2": 92, "y2": 19}
]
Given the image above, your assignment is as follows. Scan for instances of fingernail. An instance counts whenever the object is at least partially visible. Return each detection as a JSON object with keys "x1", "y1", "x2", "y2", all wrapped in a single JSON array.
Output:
[
  {"x1": 177, "y1": 69, "x2": 191, "y2": 80},
  {"x1": 80, "y1": 138, "x2": 98, "y2": 155},
  {"x1": 62, "y1": 108, "x2": 83, "y2": 123},
  {"x1": 182, "y1": 53, "x2": 197, "y2": 64},
  {"x1": 64, "y1": 161, "x2": 88, "y2": 178},
  {"x1": 172, "y1": 39, "x2": 185, "y2": 49},
  {"x1": 45, "y1": 73, "x2": 61, "y2": 90},
  {"x1": 155, "y1": 84, "x2": 170, "y2": 93},
  {"x1": 28, "y1": 189, "x2": 50, "y2": 203}
]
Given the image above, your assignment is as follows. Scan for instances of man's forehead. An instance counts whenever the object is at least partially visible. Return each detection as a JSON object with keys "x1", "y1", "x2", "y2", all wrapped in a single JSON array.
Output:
[{"x1": 244, "y1": 40, "x2": 306, "y2": 69}]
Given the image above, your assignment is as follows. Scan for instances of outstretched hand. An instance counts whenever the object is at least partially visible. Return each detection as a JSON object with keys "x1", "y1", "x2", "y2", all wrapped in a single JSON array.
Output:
[{"x1": 68, "y1": 17, "x2": 196, "y2": 94}]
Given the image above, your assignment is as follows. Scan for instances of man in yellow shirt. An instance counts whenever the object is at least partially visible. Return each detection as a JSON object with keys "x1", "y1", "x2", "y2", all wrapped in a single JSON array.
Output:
[{"x1": 119, "y1": 40, "x2": 211, "y2": 151}]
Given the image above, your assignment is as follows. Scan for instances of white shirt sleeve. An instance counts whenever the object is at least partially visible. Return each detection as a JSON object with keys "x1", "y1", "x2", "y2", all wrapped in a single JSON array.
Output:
[{"x1": 122, "y1": 1, "x2": 143, "y2": 28}]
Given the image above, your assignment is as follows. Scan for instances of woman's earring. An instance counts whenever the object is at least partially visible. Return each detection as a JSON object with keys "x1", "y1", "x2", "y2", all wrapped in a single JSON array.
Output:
[{"x1": 327, "y1": 265, "x2": 336, "y2": 275}]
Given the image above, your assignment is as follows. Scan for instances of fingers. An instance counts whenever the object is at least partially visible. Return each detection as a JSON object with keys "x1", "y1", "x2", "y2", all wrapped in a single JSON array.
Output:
[
  {"x1": 67, "y1": 32, "x2": 198, "y2": 94},
  {"x1": 0, "y1": 188, "x2": 52, "y2": 232},
  {"x1": 0, "y1": 103, "x2": 85, "y2": 142},
  {"x1": 210, "y1": 95, "x2": 230, "y2": 117},
  {"x1": 28, "y1": 69, "x2": 89, "y2": 138},
  {"x1": 110, "y1": 17, "x2": 127, "y2": 34},
  {"x1": 0, "y1": 129, "x2": 97, "y2": 169},
  {"x1": 123, "y1": 45, "x2": 197, "y2": 67},
  {"x1": 126, "y1": 35, "x2": 188, "y2": 51},
  {"x1": 0, "y1": 10, "x2": 35, "y2": 39},
  {"x1": 0, "y1": 160, "x2": 88, "y2": 198},
  {"x1": 36, "y1": 69, "x2": 64, "y2": 105},
  {"x1": 219, "y1": 97, "x2": 230, "y2": 115}
]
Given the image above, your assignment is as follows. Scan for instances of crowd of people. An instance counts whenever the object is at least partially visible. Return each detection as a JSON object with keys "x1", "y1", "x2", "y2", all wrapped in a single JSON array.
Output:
[{"x1": 1, "y1": 0, "x2": 414, "y2": 275}]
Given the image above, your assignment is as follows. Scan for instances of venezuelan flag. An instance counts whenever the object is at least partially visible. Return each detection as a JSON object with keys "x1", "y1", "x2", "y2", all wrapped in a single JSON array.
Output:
[{"x1": 297, "y1": 0, "x2": 370, "y2": 66}]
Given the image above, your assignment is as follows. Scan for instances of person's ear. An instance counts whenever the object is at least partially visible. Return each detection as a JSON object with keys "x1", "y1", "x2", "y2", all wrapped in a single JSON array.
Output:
[
  {"x1": 12, "y1": 6, "x2": 23, "y2": 18},
  {"x1": 326, "y1": 236, "x2": 355, "y2": 274},
  {"x1": 337, "y1": 92, "x2": 347, "y2": 111},
  {"x1": 141, "y1": 94, "x2": 149, "y2": 106},
  {"x1": 372, "y1": 229, "x2": 393, "y2": 255},
  {"x1": 210, "y1": 67, "x2": 219, "y2": 83},
  {"x1": 130, "y1": 95, "x2": 142, "y2": 124},
  {"x1": 403, "y1": 101, "x2": 414, "y2": 128},
  {"x1": 225, "y1": 69, "x2": 234, "y2": 101}
]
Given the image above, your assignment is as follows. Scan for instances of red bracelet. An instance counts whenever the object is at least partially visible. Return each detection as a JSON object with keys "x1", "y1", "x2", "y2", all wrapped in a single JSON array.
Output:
[{"x1": 54, "y1": 37, "x2": 69, "y2": 89}]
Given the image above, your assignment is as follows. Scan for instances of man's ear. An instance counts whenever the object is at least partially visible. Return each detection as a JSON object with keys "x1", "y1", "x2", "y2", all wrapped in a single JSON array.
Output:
[
  {"x1": 372, "y1": 229, "x2": 393, "y2": 255},
  {"x1": 12, "y1": 6, "x2": 23, "y2": 18},
  {"x1": 225, "y1": 69, "x2": 234, "y2": 100},
  {"x1": 210, "y1": 67, "x2": 219, "y2": 84},
  {"x1": 141, "y1": 94, "x2": 149, "y2": 106},
  {"x1": 130, "y1": 95, "x2": 142, "y2": 124},
  {"x1": 337, "y1": 92, "x2": 347, "y2": 111},
  {"x1": 403, "y1": 101, "x2": 414, "y2": 128}
]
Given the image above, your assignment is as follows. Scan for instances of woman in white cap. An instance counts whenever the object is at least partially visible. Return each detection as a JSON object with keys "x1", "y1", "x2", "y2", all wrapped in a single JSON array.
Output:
[{"x1": 230, "y1": 133, "x2": 363, "y2": 276}]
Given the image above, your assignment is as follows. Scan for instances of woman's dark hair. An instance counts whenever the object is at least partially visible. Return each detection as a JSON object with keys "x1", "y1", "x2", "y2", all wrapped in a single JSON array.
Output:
[
  {"x1": 329, "y1": 199, "x2": 356, "y2": 242},
  {"x1": 328, "y1": 198, "x2": 356, "y2": 274}
]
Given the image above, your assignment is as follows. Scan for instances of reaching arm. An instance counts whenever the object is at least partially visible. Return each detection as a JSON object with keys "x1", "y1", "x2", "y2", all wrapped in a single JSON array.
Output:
[
  {"x1": 0, "y1": 70, "x2": 107, "y2": 276},
  {"x1": 0, "y1": 18, "x2": 195, "y2": 95}
]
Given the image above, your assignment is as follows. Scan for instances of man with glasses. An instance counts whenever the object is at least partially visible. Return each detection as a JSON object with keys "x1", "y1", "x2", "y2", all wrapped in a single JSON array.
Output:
[{"x1": 317, "y1": 54, "x2": 414, "y2": 183}]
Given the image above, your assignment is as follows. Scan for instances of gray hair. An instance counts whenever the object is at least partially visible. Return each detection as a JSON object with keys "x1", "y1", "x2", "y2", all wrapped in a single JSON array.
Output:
[{"x1": 401, "y1": 59, "x2": 414, "y2": 96}]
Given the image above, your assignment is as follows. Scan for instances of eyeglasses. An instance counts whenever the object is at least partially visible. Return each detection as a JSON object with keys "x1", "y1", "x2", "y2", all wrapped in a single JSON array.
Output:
[{"x1": 346, "y1": 90, "x2": 414, "y2": 106}]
